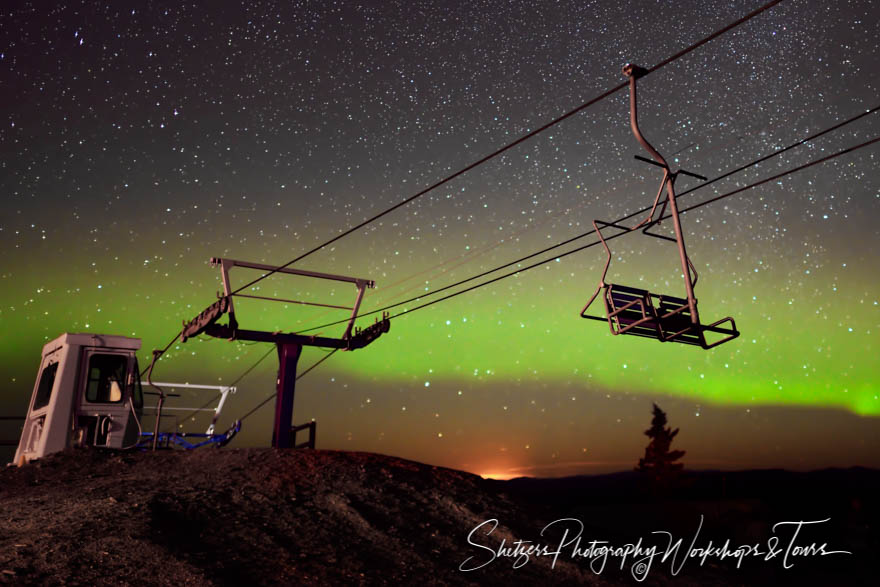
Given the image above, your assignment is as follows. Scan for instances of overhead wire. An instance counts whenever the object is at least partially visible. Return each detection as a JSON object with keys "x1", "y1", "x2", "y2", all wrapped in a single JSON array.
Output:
[
  {"x1": 298, "y1": 193, "x2": 609, "y2": 333},
  {"x1": 141, "y1": 0, "x2": 784, "y2": 380},
  {"x1": 237, "y1": 349, "x2": 340, "y2": 423},
  {"x1": 154, "y1": 0, "x2": 880, "y2": 429},
  {"x1": 379, "y1": 134, "x2": 880, "y2": 320},
  {"x1": 156, "y1": 344, "x2": 278, "y2": 427},
  {"x1": 295, "y1": 103, "x2": 880, "y2": 334},
  {"x1": 285, "y1": 200, "x2": 586, "y2": 334},
  {"x1": 184, "y1": 344, "x2": 340, "y2": 431},
  {"x1": 677, "y1": 135, "x2": 880, "y2": 217},
  {"x1": 226, "y1": 125, "x2": 880, "y2": 429},
  {"x1": 139, "y1": 332, "x2": 180, "y2": 378},
  {"x1": 225, "y1": 0, "x2": 786, "y2": 298},
  {"x1": 252, "y1": 98, "x2": 879, "y2": 338},
  {"x1": 142, "y1": 0, "x2": 788, "y2": 393}
]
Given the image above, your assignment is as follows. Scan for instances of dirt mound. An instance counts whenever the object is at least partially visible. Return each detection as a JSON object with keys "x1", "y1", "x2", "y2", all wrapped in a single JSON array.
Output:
[
  {"x1": 0, "y1": 449, "x2": 599, "y2": 586},
  {"x1": 3, "y1": 450, "x2": 872, "y2": 585}
]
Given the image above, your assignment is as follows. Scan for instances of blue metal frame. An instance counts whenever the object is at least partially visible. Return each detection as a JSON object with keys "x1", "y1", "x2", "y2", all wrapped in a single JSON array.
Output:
[{"x1": 138, "y1": 420, "x2": 241, "y2": 450}]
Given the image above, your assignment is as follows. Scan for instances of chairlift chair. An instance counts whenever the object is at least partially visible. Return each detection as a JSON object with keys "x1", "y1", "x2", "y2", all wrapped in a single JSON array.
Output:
[{"x1": 580, "y1": 64, "x2": 739, "y2": 350}]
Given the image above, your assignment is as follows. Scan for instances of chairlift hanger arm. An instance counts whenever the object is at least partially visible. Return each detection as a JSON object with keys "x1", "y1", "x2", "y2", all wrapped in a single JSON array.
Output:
[
  {"x1": 623, "y1": 63, "x2": 700, "y2": 322},
  {"x1": 624, "y1": 64, "x2": 706, "y2": 183},
  {"x1": 623, "y1": 64, "x2": 668, "y2": 169}
]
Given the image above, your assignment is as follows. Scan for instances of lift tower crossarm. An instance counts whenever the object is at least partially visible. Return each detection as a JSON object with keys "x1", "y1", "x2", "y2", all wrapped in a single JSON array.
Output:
[
  {"x1": 209, "y1": 257, "x2": 374, "y2": 288},
  {"x1": 202, "y1": 321, "x2": 389, "y2": 351},
  {"x1": 210, "y1": 257, "x2": 374, "y2": 341}
]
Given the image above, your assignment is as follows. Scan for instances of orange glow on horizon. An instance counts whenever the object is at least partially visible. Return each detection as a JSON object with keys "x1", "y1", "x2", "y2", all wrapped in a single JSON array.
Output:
[{"x1": 479, "y1": 471, "x2": 521, "y2": 480}]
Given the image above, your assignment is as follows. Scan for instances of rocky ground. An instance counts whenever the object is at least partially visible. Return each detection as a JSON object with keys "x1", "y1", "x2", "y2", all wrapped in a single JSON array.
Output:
[{"x1": 0, "y1": 449, "x2": 876, "y2": 585}]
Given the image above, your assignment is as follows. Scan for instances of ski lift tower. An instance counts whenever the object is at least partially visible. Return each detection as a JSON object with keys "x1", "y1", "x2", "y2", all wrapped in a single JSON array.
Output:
[{"x1": 176, "y1": 257, "x2": 389, "y2": 448}]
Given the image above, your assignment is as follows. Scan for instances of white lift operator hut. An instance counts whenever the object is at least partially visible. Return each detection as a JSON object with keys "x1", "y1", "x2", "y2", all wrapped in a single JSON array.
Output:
[{"x1": 15, "y1": 333, "x2": 145, "y2": 464}]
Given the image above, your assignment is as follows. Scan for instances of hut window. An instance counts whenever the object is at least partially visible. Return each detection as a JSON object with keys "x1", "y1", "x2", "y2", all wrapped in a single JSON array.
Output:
[
  {"x1": 33, "y1": 362, "x2": 59, "y2": 411},
  {"x1": 85, "y1": 354, "x2": 127, "y2": 404}
]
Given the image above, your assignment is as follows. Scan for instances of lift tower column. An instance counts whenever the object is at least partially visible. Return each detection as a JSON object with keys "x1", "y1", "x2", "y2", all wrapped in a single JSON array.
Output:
[{"x1": 273, "y1": 342, "x2": 302, "y2": 448}]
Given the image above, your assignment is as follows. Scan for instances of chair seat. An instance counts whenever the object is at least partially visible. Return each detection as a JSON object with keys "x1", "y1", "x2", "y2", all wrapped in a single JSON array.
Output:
[{"x1": 595, "y1": 284, "x2": 739, "y2": 349}]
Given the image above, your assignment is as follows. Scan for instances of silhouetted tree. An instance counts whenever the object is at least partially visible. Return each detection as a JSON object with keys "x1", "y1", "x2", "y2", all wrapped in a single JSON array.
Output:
[{"x1": 636, "y1": 403, "x2": 685, "y2": 483}]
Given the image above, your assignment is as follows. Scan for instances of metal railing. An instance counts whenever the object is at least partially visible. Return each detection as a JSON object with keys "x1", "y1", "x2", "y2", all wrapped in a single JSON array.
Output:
[{"x1": 292, "y1": 421, "x2": 316, "y2": 449}]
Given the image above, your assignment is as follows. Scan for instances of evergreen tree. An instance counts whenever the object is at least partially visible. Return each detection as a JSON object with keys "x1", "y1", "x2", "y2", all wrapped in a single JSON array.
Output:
[{"x1": 636, "y1": 403, "x2": 685, "y2": 481}]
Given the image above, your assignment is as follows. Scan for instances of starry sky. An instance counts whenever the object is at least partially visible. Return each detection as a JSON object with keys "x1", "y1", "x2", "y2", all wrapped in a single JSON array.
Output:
[{"x1": 1, "y1": 0, "x2": 878, "y2": 477}]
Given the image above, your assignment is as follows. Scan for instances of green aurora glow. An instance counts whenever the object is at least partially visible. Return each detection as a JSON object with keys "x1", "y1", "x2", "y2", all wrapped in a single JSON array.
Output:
[{"x1": 2, "y1": 1, "x2": 878, "y2": 475}]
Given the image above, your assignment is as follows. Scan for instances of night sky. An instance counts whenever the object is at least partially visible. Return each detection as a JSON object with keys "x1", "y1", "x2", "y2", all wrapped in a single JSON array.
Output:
[{"x1": 2, "y1": 0, "x2": 878, "y2": 478}]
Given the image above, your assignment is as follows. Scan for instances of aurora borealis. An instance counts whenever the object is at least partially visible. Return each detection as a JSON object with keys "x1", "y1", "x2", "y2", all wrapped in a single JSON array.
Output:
[{"x1": 1, "y1": 0, "x2": 878, "y2": 477}]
